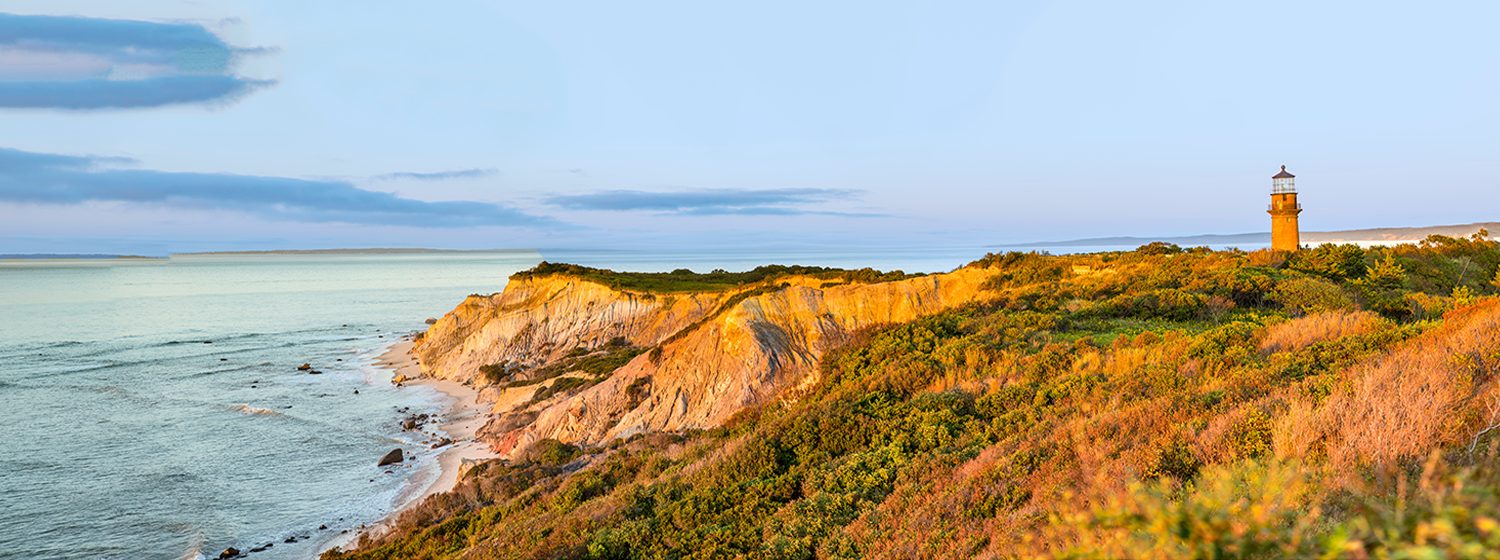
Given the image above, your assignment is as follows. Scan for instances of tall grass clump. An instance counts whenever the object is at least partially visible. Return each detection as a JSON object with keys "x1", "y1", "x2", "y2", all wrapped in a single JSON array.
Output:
[{"x1": 1259, "y1": 309, "x2": 1383, "y2": 354}]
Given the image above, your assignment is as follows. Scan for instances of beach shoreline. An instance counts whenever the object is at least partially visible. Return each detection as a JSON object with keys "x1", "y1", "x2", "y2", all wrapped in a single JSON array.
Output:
[{"x1": 328, "y1": 338, "x2": 498, "y2": 552}]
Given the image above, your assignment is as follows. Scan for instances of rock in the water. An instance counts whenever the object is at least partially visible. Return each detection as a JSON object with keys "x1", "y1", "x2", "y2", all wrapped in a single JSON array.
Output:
[
  {"x1": 425, "y1": 317, "x2": 438, "y2": 324},
  {"x1": 296, "y1": 363, "x2": 311, "y2": 371},
  {"x1": 392, "y1": 374, "x2": 408, "y2": 384},
  {"x1": 377, "y1": 448, "x2": 404, "y2": 466},
  {"x1": 219, "y1": 548, "x2": 240, "y2": 559},
  {"x1": 431, "y1": 438, "x2": 453, "y2": 449},
  {"x1": 319, "y1": 524, "x2": 328, "y2": 530},
  {"x1": 308, "y1": 370, "x2": 322, "y2": 374}
]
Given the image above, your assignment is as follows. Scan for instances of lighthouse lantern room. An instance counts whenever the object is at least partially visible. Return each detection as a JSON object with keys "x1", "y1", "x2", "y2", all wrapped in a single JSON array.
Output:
[{"x1": 1268, "y1": 166, "x2": 1301, "y2": 251}]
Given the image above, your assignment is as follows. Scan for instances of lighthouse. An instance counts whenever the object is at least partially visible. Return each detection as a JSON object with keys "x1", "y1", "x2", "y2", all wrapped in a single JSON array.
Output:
[{"x1": 1268, "y1": 166, "x2": 1301, "y2": 251}]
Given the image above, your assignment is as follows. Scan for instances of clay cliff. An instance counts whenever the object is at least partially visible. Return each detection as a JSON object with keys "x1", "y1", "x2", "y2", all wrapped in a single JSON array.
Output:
[{"x1": 412, "y1": 266, "x2": 1001, "y2": 458}]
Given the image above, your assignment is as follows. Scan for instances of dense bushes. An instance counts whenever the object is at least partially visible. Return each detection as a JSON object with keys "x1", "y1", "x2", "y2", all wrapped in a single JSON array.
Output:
[
  {"x1": 512, "y1": 262, "x2": 925, "y2": 293},
  {"x1": 329, "y1": 236, "x2": 1500, "y2": 560}
]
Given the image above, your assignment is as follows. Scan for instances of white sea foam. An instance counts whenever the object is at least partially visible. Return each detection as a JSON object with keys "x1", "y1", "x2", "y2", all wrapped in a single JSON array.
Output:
[{"x1": 231, "y1": 404, "x2": 281, "y2": 416}]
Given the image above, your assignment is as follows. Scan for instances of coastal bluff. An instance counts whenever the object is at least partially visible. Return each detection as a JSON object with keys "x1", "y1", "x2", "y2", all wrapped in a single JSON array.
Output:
[{"x1": 411, "y1": 265, "x2": 1001, "y2": 458}]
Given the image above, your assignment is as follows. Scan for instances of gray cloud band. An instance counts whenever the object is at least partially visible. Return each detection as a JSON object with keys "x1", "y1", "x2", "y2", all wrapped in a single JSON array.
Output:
[
  {"x1": 0, "y1": 147, "x2": 561, "y2": 228},
  {"x1": 0, "y1": 12, "x2": 276, "y2": 109},
  {"x1": 544, "y1": 188, "x2": 878, "y2": 216},
  {"x1": 371, "y1": 169, "x2": 499, "y2": 181}
]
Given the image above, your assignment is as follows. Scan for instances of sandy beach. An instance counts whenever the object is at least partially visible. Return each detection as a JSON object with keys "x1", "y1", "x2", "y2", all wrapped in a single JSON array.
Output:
[{"x1": 369, "y1": 340, "x2": 497, "y2": 532}]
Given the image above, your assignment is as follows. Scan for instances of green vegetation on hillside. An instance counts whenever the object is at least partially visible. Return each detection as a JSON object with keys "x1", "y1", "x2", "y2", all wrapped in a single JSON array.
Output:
[
  {"x1": 328, "y1": 233, "x2": 1500, "y2": 560},
  {"x1": 511, "y1": 262, "x2": 927, "y2": 293},
  {"x1": 480, "y1": 337, "x2": 650, "y2": 407}
]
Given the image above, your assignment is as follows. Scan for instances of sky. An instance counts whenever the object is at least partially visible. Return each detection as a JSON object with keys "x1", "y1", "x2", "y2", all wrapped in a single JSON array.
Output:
[{"x1": 1, "y1": 0, "x2": 1496, "y2": 255}]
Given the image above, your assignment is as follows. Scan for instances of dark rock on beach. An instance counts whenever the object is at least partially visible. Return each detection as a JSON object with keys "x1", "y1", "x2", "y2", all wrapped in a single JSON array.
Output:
[
  {"x1": 377, "y1": 448, "x2": 404, "y2": 466},
  {"x1": 401, "y1": 413, "x2": 430, "y2": 431}
]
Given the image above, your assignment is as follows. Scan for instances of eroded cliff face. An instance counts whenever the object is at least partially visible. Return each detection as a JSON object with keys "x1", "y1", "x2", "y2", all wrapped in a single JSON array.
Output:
[
  {"x1": 414, "y1": 277, "x2": 724, "y2": 387},
  {"x1": 414, "y1": 267, "x2": 1000, "y2": 458}
]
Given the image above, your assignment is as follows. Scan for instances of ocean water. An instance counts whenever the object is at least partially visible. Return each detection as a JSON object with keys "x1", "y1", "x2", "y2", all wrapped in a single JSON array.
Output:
[
  {"x1": 0, "y1": 246, "x2": 995, "y2": 560},
  {"x1": 0, "y1": 253, "x2": 543, "y2": 560}
]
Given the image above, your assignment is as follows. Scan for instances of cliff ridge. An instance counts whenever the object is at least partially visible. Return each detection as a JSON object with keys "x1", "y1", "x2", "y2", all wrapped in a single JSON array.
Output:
[{"x1": 412, "y1": 266, "x2": 1000, "y2": 458}]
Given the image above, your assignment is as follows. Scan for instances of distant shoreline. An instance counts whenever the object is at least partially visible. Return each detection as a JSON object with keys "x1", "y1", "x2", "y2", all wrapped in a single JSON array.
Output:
[
  {"x1": 174, "y1": 248, "x2": 537, "y2": 256},
  {"x1": 998, "y1": 221, "x2": 1498, "y2": 249},
  {"x1": 0, "y1": 254, "x2": 165, "y2": 260},
  {"x1": 0, "y1": 249, "x2": 538, "y2": 260}
]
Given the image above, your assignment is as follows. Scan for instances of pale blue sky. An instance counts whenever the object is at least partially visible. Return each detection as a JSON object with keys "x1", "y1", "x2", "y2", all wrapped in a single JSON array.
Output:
[{"x1": 1, "y1": 0, "x2": 1496, "y2": 255}]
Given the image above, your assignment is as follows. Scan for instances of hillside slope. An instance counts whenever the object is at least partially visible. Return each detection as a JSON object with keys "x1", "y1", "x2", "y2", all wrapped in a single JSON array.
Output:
[{"x1": 332, "y1": 235, "x2": 1500, "y2": 560}]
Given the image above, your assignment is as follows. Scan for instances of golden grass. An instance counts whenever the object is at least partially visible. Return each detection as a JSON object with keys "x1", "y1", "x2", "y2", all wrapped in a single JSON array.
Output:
[
  {"x1": 1258, "y1": 309, "x2": 1383, "y2": 354},
  {"x1": 1313, "y1": 301, "x2": 1500, "y2": 469}
]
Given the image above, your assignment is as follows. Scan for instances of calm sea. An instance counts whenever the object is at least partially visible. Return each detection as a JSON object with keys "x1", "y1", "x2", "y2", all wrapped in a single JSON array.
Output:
[{"x1": 0, "y1": 247, "x2": 992, "y2": 560}]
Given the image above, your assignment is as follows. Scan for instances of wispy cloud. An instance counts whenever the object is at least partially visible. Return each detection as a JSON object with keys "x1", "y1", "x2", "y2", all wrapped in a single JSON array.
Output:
[
  {"x1": 0, "y1": 13, "x2": 277, "y2": 109},
  {"x1": 0, "y1": 147, "x2": 562, "y2": 228},
  {"x1": 674, "y1": 207, "x2": 888, "y2": 217},
  {"x1": 371, "y1": 168, "x2": 498, "y2": 181},
  {"x1": 544, "y1": 188, "x2": 880, "y2": 216}
]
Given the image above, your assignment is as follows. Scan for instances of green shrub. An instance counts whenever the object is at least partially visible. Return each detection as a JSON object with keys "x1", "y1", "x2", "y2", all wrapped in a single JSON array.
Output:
[
  {"x1": 1137, "y1": 241, "x2": 1183, "y2": 255},
  {"x1": 529, "y1": 439, "x2": 581, "y2": 465},
  {"x1": 479, "y1": 363, "x2": 507, "y2": 385},
  {"x1": 1271, "y1": 276, "x2": 1355, "y2": 316},
  {"x1": 1044, "y1": 460, "x2": 1325, "y2": 559},
  {"x1": 1352, "y1": 253, "x2": 1410, "y2": 317},
  {"x1": 1289, "y1": 243, "x2": 1367, "y2": 280}
]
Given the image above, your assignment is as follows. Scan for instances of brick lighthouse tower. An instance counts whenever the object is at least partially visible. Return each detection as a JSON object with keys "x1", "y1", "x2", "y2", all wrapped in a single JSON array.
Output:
[{"x1": 1268, "y1": 165, "x2": 1301, "y2": 251}]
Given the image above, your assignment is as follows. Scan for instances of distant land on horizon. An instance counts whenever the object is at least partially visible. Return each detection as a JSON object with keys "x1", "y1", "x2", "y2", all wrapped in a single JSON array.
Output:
[
  {"x1": 1000, "y1": 221, "x2": 1499, "y2": 249},
  {"x1": 0, "y1": 253, "x2": 163, "y2": 260},
  {"x1": 1, "y1": 248, "x2": 538, "y2": 260},
  {"x1": 174, "y1": 248, "x2": 538, "y2": 256},
  {"x1": 8, "y1": 223, "x2": 1498, "y2": 260}
]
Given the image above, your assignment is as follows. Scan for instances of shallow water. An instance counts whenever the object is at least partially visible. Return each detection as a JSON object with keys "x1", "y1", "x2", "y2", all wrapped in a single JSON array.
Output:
[{"x1": 0, "y1": 247, "x2": 993, "y2": 560}]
